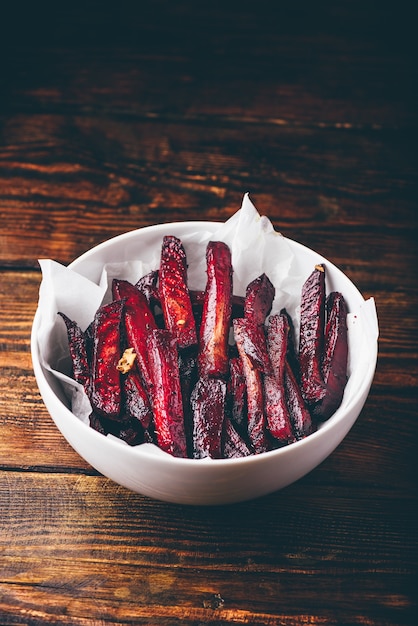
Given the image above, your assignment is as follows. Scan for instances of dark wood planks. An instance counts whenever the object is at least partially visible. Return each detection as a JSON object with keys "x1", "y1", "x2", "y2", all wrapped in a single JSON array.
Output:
[
  {"x1": 0, "y1": 470, "x2": 415, "y2": 625},
  {"x1": 2, "y1": 1, "x2": 416, "y2": 127},
  {"x1": 0, "y1": 2, "x2": 417, "y2": 624},
  {"x1": 0, "y1": 115, "x2": 417, "y2": 267}
]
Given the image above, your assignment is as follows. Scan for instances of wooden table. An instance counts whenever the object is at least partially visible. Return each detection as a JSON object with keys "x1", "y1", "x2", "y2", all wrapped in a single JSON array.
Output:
[{"x1": 1, "y1": 3, "x2": 417, "y2": 624}]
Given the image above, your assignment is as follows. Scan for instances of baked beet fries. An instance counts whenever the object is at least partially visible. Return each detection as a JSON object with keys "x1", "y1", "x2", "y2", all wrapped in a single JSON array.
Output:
[{"x1": 59, "y1": 237, "x2": 348, "y2": 459}]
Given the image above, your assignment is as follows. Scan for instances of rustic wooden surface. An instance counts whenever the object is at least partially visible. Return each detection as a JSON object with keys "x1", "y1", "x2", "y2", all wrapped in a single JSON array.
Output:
[{"x1": 0, "y1": 2, "x2": 417, "y2": 624}]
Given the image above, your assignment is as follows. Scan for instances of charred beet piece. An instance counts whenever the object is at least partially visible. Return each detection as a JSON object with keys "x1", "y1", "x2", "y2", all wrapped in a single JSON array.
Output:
[
  {"x1": 135, "y1": 270, "x2": 159, "y2": 307},
  {"x1": 314, "y1": 291, "x2": 349, "y2": 421},
  {"x1": 146, "y1": 329, "x2": 187, "y2": 458},
  {"x1": 280, "y1": 308, "x2": 300, "y2": 381},
  {"x1": 89, "y1": 411, "x2": 107, "y2": 435},
  {"x1": 159, "y1": 235, "x2": 197, "y2": 350},
  {"x1": 123, "y1": 369, "x2": 153, "y2": 431},
  {"x1": 233, "y1": 319, "x2": 270, "y2": 454},
  {"x1": 266, "y1": 313, "x2": 289, "y2": 378},
  {"x1": 284, "y1": 361, "x2": 314, "y2": 438},
  {"x1": 84, "y1": 320, "x2": 95, "y2": 370},
  {"x1": 117, "y1": 417, "x2": 145, "y2": 446},
  {"x1": 58, "y1": 312, "x2": 91, "y2": 394},
  {"x1": 299, "y1": 264, "x2": 326, "y2": 407},
  {"x1": 244, "y1": 273, "x2": 275, "y2": 325},
  {"x1": 112, "y1": 277, "x2": 158, "y2": 317},
  {"x1": 264, "y1": 314, "x2": 295, "y2": 445},
  {"x1": 323, "y1": 292, "x2": 348, "y2": 384},
  {"x1": 179, "y1": 349, "x2": 199, "y2": 458},
  {"x1": 112, "y1": 278, "x2": 137, "y2": 303},
  {"x1": 222, "y1": 417, "x2": 252, "y2": 458},
  {"x1": 232, "y1": 317, "x2": 272, "y2": 374},
  {"x1": 198, "y1": 241, "x2": 233, "y2": 378},
  {"x1": 227, "y1": 356, "x2": 247, "y2": 432},
  {"x1": 114, "y1": 281, "x2": 158, "y2": 389},
  {"x1": 90, "y1": 300, "x2": 125, "y2": 419},
  {"x1": 90, "y1": 412, "x2": 145, "y2": 446},
  {"x1": 191, "y1": 377, "x2": 227, "y2": 459}
]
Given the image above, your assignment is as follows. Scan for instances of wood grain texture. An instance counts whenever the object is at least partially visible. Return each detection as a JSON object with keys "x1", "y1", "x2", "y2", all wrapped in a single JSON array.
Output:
[
  {"x1": 1, "y1": 115, "x2": 416, "y2": 268},
  {"x1": 2, "y1": 2, "x2": 416, "y2": 128},
  {"x1": 0, "y1": 1, "x2": 417, "y2": 624},
  {"x1": 0, "y1": 471, "x2": 415, "y2": 625}
]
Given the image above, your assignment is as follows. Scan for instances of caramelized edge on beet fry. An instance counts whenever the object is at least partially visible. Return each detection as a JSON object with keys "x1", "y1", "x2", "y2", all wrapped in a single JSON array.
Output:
[
  {"x1": 198, "y1": 241, "x2": 233, "y2": 378},
  {"x1": 284, "y1": 360, "x2": 314, "y2": 439},
  {"x1": 179, "y1": 349, "x2": 199, "y2": 457},
  {"x1": 146, "y1": 329, "x2": 187, "y2": 458},
  {"x1": 58, "y1": 312, "x2": 91, "y2": 394},
  {"x1": 123, "y1": 368, "x2": 153, "y2": 431},
  {"x1": 222, "y1": 416, "x2": 253, "y2": 458},
  {"x1": 135, "y1": 270, "x2": 159, "y2": 307},
  {"x1": 91, "y1": 300, "x2": 125, "y2": 419},
  {"x1": 313, "y1": 291, "x2": 349, "y2": 421},
  {"x1": 299, "y1": 264, "x2": 327, "y2": 407},
  {"x1": 264, "y1": 314, "x2": 295, "y2": 445},
  {"x1": 159, "y1": 235, "x2": 197, "y2": 350},
  {"x1": 227, "y1": 356, "x2": 247, "y2": 433},
  {"x1": 280, "y1": 307, "x2": 300, "y2": 381},
  {"x1": 233, "y1": 318, "x2": 270, "y2": 454},
  {"x1": 232, "y1": 317, "x2": 272, "y2": 374},
  {"x1": 244, "y1": 273, "x2": 275, "y2": 325},
  {"x1": 119, "y1": 285, "x2": 158, "y2": 389},
  {"x1": 191, "y1": 377, "x2": 227, "y2": 459}
]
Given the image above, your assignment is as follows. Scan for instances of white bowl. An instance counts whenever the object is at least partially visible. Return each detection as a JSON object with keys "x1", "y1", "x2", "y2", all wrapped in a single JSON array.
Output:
[{"x1": 31, "y1": 219, "x2": 378, "y2": 505}]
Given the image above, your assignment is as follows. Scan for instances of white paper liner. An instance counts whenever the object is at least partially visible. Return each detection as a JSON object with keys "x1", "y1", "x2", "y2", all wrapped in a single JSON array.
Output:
[{"x1": 35, "y1": 193, "x2": 379, "y2": 446}]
